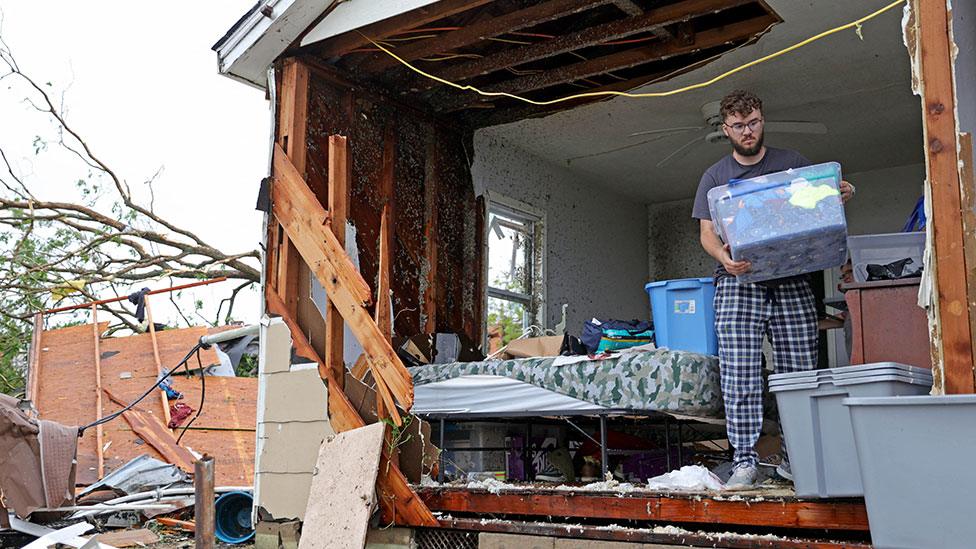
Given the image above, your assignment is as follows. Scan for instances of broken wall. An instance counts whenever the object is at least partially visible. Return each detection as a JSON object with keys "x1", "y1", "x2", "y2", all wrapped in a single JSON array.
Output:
[
  {"x1": 471, "y1": 132, "x2": 650, "y2": 332},
  {"x1": 254, "y1": 318, "x2": 333, "y2": 522},
  {"x1": 297, "y1": 68, "x2": 482, "y2": 347},
  {"x1": 647, "y1": 163, "x2": 926, "y2": 282}
]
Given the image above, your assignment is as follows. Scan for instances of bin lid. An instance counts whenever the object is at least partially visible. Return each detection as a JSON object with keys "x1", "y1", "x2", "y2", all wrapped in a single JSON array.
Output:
[
  {"x1": 769, "y1": 373, "x2": 933, "y2": 393},
  {"x1": 769, "y1": 367, "x2": 932, "y2": 388},
  {"x1": 645, "y1": 278, "x2": 714, "y2": 290},
  {"x1": 769, "y1": 363, "x2": 930, "y2": 383},
  {"x1": 843, "y1": 394, "x2": 976, "y2": 407},
  {"x1": 770, "y1": 374, "x2": 933, "y2": 391}
]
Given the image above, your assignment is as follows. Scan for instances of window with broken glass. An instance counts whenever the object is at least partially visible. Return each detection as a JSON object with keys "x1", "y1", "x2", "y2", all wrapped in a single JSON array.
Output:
[{"x1": 486, "y1": 200, "x2": 543, "y2": 347}]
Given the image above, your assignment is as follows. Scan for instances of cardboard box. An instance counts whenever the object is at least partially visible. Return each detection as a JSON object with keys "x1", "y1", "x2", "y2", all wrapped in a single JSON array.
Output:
[{"x1": 501, "y1": 336, "x2": 563, "y2": 359}]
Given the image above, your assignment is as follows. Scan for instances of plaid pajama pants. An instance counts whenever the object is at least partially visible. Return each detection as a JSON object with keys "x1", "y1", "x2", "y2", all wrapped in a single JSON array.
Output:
[{"x1": 714, "y1": 276, "x2": 818, "y2": 467}]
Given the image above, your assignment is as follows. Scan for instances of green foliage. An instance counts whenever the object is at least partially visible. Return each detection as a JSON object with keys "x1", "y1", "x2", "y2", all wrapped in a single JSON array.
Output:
[
  {"x1": 486, "y1": 273, "x2": 528, "y2": 346},
  {"x1": 235, "y1": 353, "x2": 258, "y2": 377}
]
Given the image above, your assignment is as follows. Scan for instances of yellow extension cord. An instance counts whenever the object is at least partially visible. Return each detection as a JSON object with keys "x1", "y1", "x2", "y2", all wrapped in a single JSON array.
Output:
[{"x1": 364, "y1": 0, "x2": 906, "y2": 106}]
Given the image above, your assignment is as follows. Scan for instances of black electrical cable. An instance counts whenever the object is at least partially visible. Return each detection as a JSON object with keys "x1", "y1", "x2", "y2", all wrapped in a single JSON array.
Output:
[
  {"x1": 176, "y1": 348, "x2": 207, "y2": 445},
  {"x1": 77, "y1": 342, "x2": 203, "y2": 436}
]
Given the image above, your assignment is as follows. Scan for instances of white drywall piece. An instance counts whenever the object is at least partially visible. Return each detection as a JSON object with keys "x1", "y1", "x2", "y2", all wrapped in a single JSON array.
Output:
[{"x1": 298, "y1": 422, "x2": 386, "y2": 549}]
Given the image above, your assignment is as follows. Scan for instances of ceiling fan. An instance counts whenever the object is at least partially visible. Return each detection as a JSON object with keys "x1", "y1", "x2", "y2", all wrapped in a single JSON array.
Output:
[{"x1": 630, "y1": 100, "x2": 828, "y2": 168}]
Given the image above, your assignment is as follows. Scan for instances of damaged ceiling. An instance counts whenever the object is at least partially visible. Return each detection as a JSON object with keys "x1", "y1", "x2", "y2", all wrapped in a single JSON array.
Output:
[{"x1": 302, "y1": 0, "x2": 781, "y2": 126}]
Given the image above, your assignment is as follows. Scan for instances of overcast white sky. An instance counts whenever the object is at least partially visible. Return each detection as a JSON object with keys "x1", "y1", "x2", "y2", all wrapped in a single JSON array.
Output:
[{"x1": 0, "y1": 1, "x2": 269, "y2": 326}]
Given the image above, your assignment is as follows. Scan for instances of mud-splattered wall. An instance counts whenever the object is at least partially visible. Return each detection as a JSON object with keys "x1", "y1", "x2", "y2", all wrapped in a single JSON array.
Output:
[
  {"x1": 289, "y1": 68, "x2": 482, "y2": 354},
  {"x1": 471, "y1": 132, "x2": 649, "y2": 333}
]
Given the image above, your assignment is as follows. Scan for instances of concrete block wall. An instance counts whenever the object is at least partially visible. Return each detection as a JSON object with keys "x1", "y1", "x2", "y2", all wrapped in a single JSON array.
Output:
[{"x1": 253, "y1": 318, "x2": 334, "y2": 523}]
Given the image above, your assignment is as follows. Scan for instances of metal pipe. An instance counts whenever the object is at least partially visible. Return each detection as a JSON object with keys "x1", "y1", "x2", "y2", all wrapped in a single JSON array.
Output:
[
  {"x1": 195, "y1": 456, "x2": 216, "y2": 549},
  {"x1": 438, "y1": 418, "x2": 446, "y2": 483},
  {"x1": 665, "y1": 416, "x2": 672, "y2": 471},
  {"x1": 599, "y1": 415, "x2": 608, "y2": 480},
  {"x1": 199, "y1": 323, "x2": 259, "y2": 346}
]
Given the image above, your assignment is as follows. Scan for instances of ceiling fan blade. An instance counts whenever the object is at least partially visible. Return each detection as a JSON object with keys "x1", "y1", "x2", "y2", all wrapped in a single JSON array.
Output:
[
  {"x1": 765, "y1": 121, "x2": 828, "y2": 134},
  {"x1": 629, "y1": 126, "x2": 703, "y2": 138},
  {"x1": 656, "y1": 135, "x2": 705, "y2": 168}
]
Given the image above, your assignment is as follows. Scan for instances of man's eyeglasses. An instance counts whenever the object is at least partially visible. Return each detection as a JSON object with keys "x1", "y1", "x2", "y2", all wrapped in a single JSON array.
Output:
[{"x1": 725, "y1": 118, "x2": 764, "y2": 135}]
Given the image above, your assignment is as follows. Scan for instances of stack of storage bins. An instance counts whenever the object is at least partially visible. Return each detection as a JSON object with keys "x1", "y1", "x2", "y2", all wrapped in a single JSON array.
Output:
[
  {"x1": 707, "y1": 161, "x2": 848, "y2": 283},
  {"x1": 769, "y1": 363, "x2": 932, "y2": 498}
]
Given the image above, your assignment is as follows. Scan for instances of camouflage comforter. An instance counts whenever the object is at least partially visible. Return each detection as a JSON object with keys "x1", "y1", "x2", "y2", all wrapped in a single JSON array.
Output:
[{"x1": 410, "y1": 349, "x2": 723, "y2": 418}]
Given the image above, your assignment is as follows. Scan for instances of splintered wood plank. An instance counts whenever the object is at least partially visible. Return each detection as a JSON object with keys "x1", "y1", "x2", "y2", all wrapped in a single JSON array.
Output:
[
  {"x1": 913, "y1": 0, "x2": 975, "y2": 393},
  {"x1": 91, "y1": 306, "x2": 105, "y2": 479},
  {"x1": 144, "y1": 298, "x2": 173, "y2": 430},
  {"x1": 959, "y1": 133, "x2": 976, "y2": 367},
  {"x1": 326, "y1": 135, "x2": 350, "y2": 389},
  {"x1": 358, "y1": 0, "x2": 611, "y2": 73},
  {"x1": 272, "y1": 144, "x2": 413, "y2": 410},
  {"x1": 315, "y1": 0, "x2": 495, "y2": 59},
  {"x1": 104, "y1": 388, "x2": 196, "y2": 473},
  {"x1": 418, "y1": 488, "x2": 870, "y2": 532},
  {"x1": 266, "y1": 291, "x2": 438, "y2": 526},
  {"x1": 275, "y1": 57, "x2": 311, "y2": 325},
  {"x1": 94, "y1": 528, "x2": 160, "y2": 548},
  {"x1": 298, "y1": 423, "x2": 386, "y2": 549},
  {"x1": 27, "y1": 313, "x2": 42, "y2": 403}
]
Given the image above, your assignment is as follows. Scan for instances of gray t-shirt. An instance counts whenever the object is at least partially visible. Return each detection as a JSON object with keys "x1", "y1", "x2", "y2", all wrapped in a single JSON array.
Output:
[{"x1": 692, "y1": 147, "x2": 811, "y2": 280}]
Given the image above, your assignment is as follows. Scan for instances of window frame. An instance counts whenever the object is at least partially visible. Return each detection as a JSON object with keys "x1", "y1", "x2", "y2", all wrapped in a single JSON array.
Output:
[{"x1": 482, "y1": 191, "x2": 546, "y2": 348}]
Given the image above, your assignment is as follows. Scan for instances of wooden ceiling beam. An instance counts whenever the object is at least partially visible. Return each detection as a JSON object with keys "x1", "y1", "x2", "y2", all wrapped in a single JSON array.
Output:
[
  {"x1": 411, "y1": 0, "x2": 752, "y2": 93},
  {"x1": 439, "y1": 13, "x2": 776, "y2": 112},
  {"x1": 357, "y1": 0, "x2": 613, "y2": 74},
  {"x1": 314, "y1": 0, "x2": 496, "y2": 59}
]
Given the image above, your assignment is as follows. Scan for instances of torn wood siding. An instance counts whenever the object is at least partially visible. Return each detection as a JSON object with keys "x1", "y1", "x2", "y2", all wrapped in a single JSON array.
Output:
[
  {"x1": 906, "y1": 0, "x2": 976, "y2": 394},
  {"x1": 301, "y1": 66, "x2": 482, "y2": 341}
]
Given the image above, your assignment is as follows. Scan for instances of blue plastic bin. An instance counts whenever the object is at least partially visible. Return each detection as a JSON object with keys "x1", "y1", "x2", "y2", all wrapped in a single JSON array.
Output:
[
  {"x1": 645, "y1": 278, "x2": 717, "y2": 355},
  {"x1": 707, "y1": 161, "x2": 848, "y2": 283}
]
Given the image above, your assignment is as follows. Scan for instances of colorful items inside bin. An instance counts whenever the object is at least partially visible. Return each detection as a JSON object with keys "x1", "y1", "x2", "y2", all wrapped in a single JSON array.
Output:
[{"x1": 707, "y1": 161, "x2": 848, "y2": 283}]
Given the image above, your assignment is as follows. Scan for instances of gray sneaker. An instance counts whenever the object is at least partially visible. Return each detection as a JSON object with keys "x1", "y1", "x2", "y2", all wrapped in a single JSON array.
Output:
[
  {"x1": 725, "y1": 464, "x2": 758, "y2": 490},
  {"x1": 775, "y1": 458, "x2": 794, "y2": 482}
]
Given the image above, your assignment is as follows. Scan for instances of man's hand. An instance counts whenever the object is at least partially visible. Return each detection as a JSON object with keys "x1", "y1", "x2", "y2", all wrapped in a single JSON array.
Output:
[
  {"x1": 722, "y1": 244, "x2": 751, "y2": 275},
  {"x1": 840, "y1": 180, "x2": 855, "y2": 203}
]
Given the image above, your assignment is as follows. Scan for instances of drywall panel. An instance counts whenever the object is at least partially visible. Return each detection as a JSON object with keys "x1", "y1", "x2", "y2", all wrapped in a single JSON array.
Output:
[
  {"x1": 647, "y1": 163, "x2": 926, "y2": 282},
  {"x1": 299, "y1": 423, "x2": 385, "y2": 549},
  {"x1": 255, "y1": 318, "x2": 335, "y2": 522},
  {"x1": 257, "y1": 420, "x2": 333, "y2": 475},
  {"x1": 260, "y1": 369, "x2": 330, "y2": 424},
  {"x1": 255, "y1": 471, "x2": 316, "y2": 521},
  {"x1": 472, "y1": 133, "x2": 649, "y2": 331}
]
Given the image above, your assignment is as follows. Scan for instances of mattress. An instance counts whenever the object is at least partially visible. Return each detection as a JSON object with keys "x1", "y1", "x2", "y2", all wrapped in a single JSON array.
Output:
[{"x1": 410, "y1": 349, "x2": 723, "y2": 418}]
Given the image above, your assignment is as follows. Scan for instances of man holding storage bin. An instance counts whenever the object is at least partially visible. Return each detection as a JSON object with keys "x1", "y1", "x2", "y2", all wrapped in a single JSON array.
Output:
[{"x1": 691, "y1": 90, "x2": 854, "y2": 489}]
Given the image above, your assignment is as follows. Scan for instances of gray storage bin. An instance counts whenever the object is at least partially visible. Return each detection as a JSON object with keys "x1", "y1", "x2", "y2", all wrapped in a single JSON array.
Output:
[
  {"x1": 769, "y1": 366, "x2": 931, "y2": 498},
  {"x1": 847, "y1": 232, "x2": 925, "y2": 283},
  {"x1": 844, "y1": 395, "x2": 976, "y2": 549}
]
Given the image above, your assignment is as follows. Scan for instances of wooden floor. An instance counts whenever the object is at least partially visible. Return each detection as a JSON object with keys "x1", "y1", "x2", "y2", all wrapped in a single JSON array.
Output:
[{"x1": 416, "y1": 485, "x2": 871, "y2": 547}]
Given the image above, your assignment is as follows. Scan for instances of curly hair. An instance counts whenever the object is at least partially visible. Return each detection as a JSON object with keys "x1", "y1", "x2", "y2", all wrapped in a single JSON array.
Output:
[{"x1": 720, "y1": 90, "x2": 762, "y2": 120}]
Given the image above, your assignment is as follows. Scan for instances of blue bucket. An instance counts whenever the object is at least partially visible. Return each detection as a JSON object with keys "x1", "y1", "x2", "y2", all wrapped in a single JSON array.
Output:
[{"x1": 214, "y1": 491, "x2": 255, "y2": 544}]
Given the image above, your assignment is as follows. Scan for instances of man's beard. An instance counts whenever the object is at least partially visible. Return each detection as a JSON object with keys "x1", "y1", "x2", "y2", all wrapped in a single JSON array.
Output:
[{"x1": 731, "y1": 132, "x2": 764, "y2": 156}]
